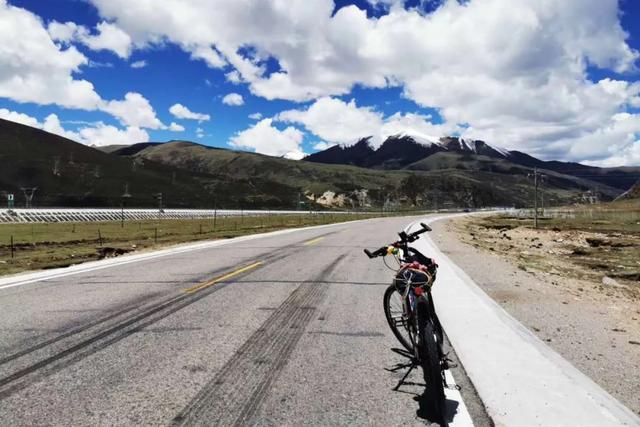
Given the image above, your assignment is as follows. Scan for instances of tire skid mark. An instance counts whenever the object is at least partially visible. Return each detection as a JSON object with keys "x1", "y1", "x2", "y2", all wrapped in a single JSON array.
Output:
[
  {"x1": 172, "y1": 254, "x2": 346, "y2": 427},
  {"x1": 0, "y1": 231, "x2": 337, "y2": 402},
  {"x1": 0, "y1": 298, "x2": 155, "y2": 367},
  {"x1": 0, "y1": 260, "x2": 274, "y2": 401}
]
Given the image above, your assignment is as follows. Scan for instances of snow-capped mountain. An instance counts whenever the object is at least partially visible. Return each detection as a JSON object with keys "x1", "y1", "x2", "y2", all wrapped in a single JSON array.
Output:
[{"x1": 304, "y1": 134, "x2": 640, "y2": 191}]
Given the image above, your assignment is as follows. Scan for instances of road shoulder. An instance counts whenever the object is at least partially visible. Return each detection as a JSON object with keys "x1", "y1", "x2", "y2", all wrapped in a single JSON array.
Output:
[{"x1": 429, "y1": 216, "x2": 640, "y2": 417}]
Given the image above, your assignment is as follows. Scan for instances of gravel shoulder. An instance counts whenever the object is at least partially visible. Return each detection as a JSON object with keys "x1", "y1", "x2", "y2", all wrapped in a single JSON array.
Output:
[{"x1": 430, "y1": 216, "x2": 640, "y2": 416}]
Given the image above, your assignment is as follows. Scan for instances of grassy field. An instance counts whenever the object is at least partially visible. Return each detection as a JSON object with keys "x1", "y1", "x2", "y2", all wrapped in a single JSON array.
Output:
[
  {"x1": 458, "y1": 200, "x2": 640, "y2": 294},
  {"x1": 0, "y1": 212, "x2": 388, "y2": 276}
]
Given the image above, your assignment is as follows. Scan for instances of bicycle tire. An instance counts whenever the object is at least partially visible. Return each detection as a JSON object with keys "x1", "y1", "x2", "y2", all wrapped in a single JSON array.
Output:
[
  {"x1": 418, "y1": 314, "x2": 446, "y2": 423},
  {"x1": 383, "y1": 284, "x2": 413, "y2": 352}
]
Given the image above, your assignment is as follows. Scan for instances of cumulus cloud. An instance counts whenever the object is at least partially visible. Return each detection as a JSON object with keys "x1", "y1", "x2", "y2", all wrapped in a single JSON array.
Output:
[
  {"x1": 130, "y1": 60, "x2": 147, "y2": 68},
  {"x1": 312, "y1": 141, "x2": 336, "y2": 150},
  {"x1": 77, "y1": 122, "x2": 148, "y2": 146},
  {"x1": 278, "y1": 96, "x2": 457, "y2": 148},
  {"x1": 0, "y1": 1, "x2": 102, "y2": 109},
  {"x1": 48, "y1": 20, "x2": 132, "y2": 59},
  {"x1": 103, "y1": 92, "x2": 165, "y2": 129},
  {"x1": 225, "y1": 70, "x2": 242, "y2": 84},
  {"x1": 86, "y1": 0, "x2": 640, "y2": 164},
  {"x1": 169, "y1": 122, "x2": 185, "y2": 132},
  {"x1": 222, "y1": 92, "x2": 244, "y2": 106},
  {"x1": 169, "y1": 103, "x2": 211, "y2": 121},
  {"x1": 248, "y1": 112, "x2": 262, "y2": 120},
  {"x1": 229, "y1": 118, "x2": 305, "y2": 159},
  {"x1": 0, "y1": 108, "x2": 148, "y2": 146},
  {"x1": 0, "y1": 2, "x2": 165, "y2": 135},
  {"x1": 0, "y1": 108, "x2": 40, "y2": 127}
]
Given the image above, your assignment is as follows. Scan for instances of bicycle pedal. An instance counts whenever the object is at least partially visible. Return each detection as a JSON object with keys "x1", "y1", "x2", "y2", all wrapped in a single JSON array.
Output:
[{"x1": 443, "y1": 362, "x2": 458, "y2": 369}]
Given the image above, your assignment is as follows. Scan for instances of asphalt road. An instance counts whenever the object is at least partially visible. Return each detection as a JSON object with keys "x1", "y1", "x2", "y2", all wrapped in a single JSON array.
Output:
[{"x1": 0, "y1": 215, "x2": 488, "y2": 426}]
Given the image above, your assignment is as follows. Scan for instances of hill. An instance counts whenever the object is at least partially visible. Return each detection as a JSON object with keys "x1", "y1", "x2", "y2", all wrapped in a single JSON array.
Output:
[
  {"x1": 114, "y1": 140, "x2": 619, "y2": 209},
  {"x1": 0, "y1": 117, "x2": 625, "y2": 209},
  {"x1": 615, "y1": 180, "x2": 640, "y2": 201},
  {"x1": 0, "y1": 119, "x2": 220, "y2": 208}
]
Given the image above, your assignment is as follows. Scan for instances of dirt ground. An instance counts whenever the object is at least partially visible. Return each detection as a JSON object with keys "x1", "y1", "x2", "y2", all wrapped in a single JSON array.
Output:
[{"x1": 430, "y1": 216, "x2": 640, "y2": 415}]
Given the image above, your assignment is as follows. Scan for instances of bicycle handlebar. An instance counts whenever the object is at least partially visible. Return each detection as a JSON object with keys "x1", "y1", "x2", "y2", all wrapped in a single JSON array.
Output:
[{"x1": 363, "y1": 222, "x2": 431, "y2": 259}]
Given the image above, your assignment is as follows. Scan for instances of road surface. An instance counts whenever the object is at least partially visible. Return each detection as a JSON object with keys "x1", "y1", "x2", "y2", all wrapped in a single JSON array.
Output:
[{"x1": 0, "y1": 215, "x2": 484, "y2": 426}]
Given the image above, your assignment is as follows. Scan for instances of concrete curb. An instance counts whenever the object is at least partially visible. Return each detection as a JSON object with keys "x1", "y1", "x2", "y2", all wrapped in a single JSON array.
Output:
[{"x1": 407, "y1": 218, "x2": 640, "y2": 426}]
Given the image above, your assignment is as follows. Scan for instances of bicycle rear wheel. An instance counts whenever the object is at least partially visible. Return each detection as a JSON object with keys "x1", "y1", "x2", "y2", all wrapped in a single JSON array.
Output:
[
  {"x1": 418, "y1": 315, "x2": 446, "y2": 422},
  {"x1": 383, "y1": 284, "x2": 413, "y2": 351}
]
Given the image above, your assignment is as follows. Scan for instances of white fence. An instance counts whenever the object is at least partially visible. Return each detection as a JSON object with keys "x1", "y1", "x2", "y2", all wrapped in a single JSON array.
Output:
[{"x1": 0, "y1": 208, "x2": 345, "y2": 223}]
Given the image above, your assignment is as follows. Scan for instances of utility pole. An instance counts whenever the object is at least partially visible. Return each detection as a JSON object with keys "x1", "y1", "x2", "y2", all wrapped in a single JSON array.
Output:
[
  {"x1": 155, "y1": 192, "x2": 163, "y2": 221},
  {"x1": 21, "y1": 187, "x2": 37, "y2": 209},
  {"x1": 121, "y1": 183, "x2": 131, "y2": 228},
  {"x1": 528, "y1": 168, "x2": 545, "y2": 229}
]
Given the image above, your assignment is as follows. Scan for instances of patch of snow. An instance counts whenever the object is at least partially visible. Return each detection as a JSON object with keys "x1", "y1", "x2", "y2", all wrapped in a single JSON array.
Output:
[
  {"x1": 397, "y1": 132, "x2": 439, "y2": 146},
  {"x1": 463, "y1": 139, "x2": 477, "y2": 152},
  {"x1": 492, "y1": 145, "x2": 511, "y2": 157}
]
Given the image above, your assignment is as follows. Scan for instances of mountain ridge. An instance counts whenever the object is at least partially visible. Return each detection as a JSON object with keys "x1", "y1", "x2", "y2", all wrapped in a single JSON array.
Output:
[
  {"x1": 304, "y1": 134, "x2": 639, "y2": 191},
  {"x1": 0, "y1": 117, "x2": 629, "y2": 209}
]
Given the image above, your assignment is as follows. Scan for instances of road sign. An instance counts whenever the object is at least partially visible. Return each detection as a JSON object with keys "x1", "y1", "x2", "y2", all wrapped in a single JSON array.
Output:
[{"x1": 7, "y1": 193, "x2": 14, "y2": 209}]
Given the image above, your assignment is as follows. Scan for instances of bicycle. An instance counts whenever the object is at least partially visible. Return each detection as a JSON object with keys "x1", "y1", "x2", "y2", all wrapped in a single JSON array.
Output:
[{"x1": 364, "y1": 222, "x2": 447, "y2": 422}]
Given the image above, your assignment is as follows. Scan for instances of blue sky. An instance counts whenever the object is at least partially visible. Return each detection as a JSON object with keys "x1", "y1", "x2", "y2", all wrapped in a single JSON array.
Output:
[{"x1": 0, "y1": 0, "x2": 639, "y2": 165}]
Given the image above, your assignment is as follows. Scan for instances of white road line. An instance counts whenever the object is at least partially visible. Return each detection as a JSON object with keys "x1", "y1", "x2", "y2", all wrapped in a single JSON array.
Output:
[{"x1": 444, "y1": 369, "x2": 474, "y2": 427}]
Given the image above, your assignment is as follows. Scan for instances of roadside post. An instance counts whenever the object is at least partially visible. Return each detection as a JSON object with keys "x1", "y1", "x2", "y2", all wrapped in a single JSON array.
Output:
[{"x1": 7, "y1": 193, "x2": 14, "y2": 209}]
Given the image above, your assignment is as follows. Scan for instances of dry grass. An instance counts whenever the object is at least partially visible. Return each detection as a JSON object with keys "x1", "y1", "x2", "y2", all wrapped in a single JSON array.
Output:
[{"x1": 459, "y1": 201, "x2": 640, "y2": 297}]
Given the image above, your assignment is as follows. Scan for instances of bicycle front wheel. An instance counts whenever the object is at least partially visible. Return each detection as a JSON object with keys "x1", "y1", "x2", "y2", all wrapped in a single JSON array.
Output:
[
  {"x1": 418, "y1": 316, "x2": 446, "y2": 422},
  {"x1": 383, "y1": 284, "x2": 413, "y2": 351}
]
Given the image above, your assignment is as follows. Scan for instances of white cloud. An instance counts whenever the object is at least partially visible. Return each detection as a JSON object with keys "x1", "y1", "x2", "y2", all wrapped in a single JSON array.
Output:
[
  {"x1": 195, "y1": 127, "x2": 205, "y2": 138},
  {"x1": 0, "y1": 108, "x2": 147, "y2": 146},
  {"x1": 190, "y1": 45, "x2": 226, "y2": 68},
  {"x1": 169, "y1": 122, "x2": 185, "y2": 132},
  {"x1": 225, "y1": 70, "x2": 242, "y2": 84},
  {"x1": 0, "y1": 2, "x2": 101, "y2": 109},
  {"x1": 48, "y1": 20, "x2": 132, "y2": 59},
  {"x1": 312, "y1": 141, "x2": 336, "y2": 151},
  {"x1": 278, "y1": 97, "x2": 381, "y2": 145},
  {"x1": 131, "y1": 60, "x2": 147, "y2": 68},
  {"x1": 222, "y1": 92, "x2": 244, "y2": 106},
  {"x1": 169, "y1": 103, "x2": 211, "y2": 121},
  {"x1": 278, "y1": 96, "x2": 456, "y2": 148},
  {"x1": 0, "y1": 3, "x2": 165, "y2": 136},
  {"x1": 0, "y1": 108, "x2": 40, "y2": 127},
  {"x1": 229, "y1": 118, "x2": 305, "y2": 159},
  {"x1": 81, "y1": 21, "x2": 132, "y2": 59},
  {"x1": 46, "y1": 20, "x2": 80, "y2": 42},
  {"x1": 87, "y1": 0, "x2": 640, "y2": 165},
  {"x1": 76, "y1": 123, "x2": 148, "y2": 146},
  {"x1": 42, "y1": 113, "x2": 81, "y2": 140},
  {"x1": 248, "y1": 112, "x2": 262, "y2": 120},
  {"x1": 103, "y1": 92, "x2": 164, "y2": 129}
]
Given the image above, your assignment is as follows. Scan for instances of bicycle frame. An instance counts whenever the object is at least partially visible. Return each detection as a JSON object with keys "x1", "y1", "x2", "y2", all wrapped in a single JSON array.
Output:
[{"x1": 395, "y1": 267, "x2": 442, "y2": 359}]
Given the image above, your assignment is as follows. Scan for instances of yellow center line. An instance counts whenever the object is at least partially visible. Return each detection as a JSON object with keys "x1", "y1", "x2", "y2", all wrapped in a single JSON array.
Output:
[
  {"x1": 183, "y1": 261, "x2": 263, "y2": 294},
  {"x1": 303, "y1": 236, "x2": 324, "y2": 246}
]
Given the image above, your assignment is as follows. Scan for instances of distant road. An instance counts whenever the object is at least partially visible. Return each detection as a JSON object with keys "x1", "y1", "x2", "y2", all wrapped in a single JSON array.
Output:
[
  {"x1": 0, "y1": 208, "x2": 352, "y2": 223},
  {"x1": 0, "y1": 214, "x2": 478, "y2": 426}
]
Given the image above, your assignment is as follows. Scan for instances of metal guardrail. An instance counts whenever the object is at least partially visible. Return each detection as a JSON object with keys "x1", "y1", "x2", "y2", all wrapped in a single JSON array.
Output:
[{"x1": 0, "y1": 208, "x2": 350, "y2": 223}]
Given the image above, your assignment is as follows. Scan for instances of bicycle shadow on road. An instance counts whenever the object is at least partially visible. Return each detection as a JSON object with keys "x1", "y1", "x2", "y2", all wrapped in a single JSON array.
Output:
[{"x1": 415, "y1": 394, "x2": 458, "y2": 426}]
